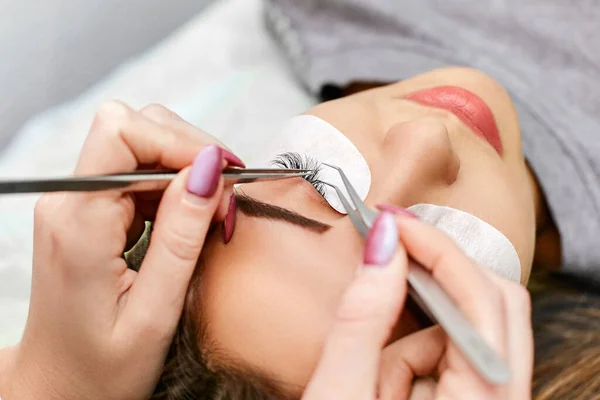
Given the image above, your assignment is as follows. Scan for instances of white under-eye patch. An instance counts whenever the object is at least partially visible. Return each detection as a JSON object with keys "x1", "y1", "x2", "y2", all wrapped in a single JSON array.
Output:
[
  {"x1": 249, "y1": 115, "x2": 371, "y2": 213},
  {"x1": 408, "y1": 204, "x2": 522, "y2": 282}
]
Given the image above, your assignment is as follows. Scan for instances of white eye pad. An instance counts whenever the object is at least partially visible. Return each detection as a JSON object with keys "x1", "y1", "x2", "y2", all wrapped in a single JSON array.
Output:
[
  {"x1": 249, "y1": 115, "x2": 371, "y2": 214},
  {"x1": 407, "y1": 204, "x2": 522, "y2": 282}
]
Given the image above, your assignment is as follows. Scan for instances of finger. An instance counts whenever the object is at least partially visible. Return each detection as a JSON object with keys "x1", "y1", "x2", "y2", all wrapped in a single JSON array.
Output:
[
  {"x1": 139, "y1": 103, "x2": 184, "y2": 122},
  {"x1": 119, "y1": 145, "x2": 224, "y2": 339},
  {"x1": 303, "y1": 212, "x2": 408, "y2": 400},
  {"x1": 485, "y1": 272, "x2": 533, "y2": 397},
  {"x1": 140, "y1": 103, "x2": 240, "y2": 222},
  {"x1": 408, "y1": 377, "x2": 437, "y2": 400},
  {"x1": 75, "y1": 100, "x2": 209, "y2": 176},
  {"x1": 139, "y1": 103, "x2": 245, "y2": 168},
  {"x1": 394, "y1": 215, "x2": 506, "y2": 356},
  {"x1": 379, "y1": 326, "x2": 445, "y2": 400}
]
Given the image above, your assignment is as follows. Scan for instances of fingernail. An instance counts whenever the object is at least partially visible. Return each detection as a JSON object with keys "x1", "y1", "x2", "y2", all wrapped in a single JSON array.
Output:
[
  {"x1": 364, "y1": 212, "x2": 398, "y2": 266},
  {"x1": 222, "y1": 149, "x2": 246, "y2": 168},
  {"x1": 187, "y1": 145, "x2": 223, "y2": 198},
  {"x1": 376, "y1": 204, "x2": 418, "y2": 219},
  {"x1": 223, "y1": 193, "x2": 237, "y2": 243}
]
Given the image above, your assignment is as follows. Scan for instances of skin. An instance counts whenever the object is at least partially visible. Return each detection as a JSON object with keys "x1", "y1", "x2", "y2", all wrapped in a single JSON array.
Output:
[
  {"x1": 198, "y1": 67, "x2": 555, "y2": 388},
  {"x1": 0, "y1": 68, "x2": 538, "y2": 399},
  {"x1": 0, "y1": 103, "x2": 234, "y2": 400}
]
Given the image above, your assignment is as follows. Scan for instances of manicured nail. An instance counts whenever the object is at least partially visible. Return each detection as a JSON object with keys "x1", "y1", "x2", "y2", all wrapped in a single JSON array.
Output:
[
  {"x1": 223, "y1": 193, "x2": 237, "y2": 243},
  {"x1": 376, "y1": 204, "x2": 418, "y2": 219},
  {"x1": 222, "y1": 149, "x2": 246, "y2": 168},
  {"x1": 187, "y1": 145, "x2": 223, "y2": 197},
  {"x1": 364, "y1": 212, "x2": 398, "y2": 266}
]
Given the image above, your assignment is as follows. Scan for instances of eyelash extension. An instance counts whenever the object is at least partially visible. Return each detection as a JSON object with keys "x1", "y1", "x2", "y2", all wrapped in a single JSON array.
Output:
[{"x1": 270, "y1": 152, "x2": 325, "y2": 196}]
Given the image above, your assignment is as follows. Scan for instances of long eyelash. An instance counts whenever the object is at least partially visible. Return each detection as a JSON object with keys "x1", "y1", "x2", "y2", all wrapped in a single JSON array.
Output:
[{"x1": 270, "y1": 152, "x2": 325, "y2": 196}]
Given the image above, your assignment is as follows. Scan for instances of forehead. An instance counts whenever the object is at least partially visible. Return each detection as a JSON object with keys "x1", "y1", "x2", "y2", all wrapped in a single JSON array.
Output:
[{"x1": 198, "y1": 193, "x2": 363, "y2": 385}]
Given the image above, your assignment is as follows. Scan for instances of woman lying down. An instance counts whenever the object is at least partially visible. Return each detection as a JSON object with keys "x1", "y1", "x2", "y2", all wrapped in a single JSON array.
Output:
[
  {"x1": 123, "y1": 67, "x2": 556, "y2": 399},
  {"x1": 4, "y1": 0, "x2": 597, "y2": 397},
  {"x1": 2, "y1": 66, "x2": 591, "y2": 400}
]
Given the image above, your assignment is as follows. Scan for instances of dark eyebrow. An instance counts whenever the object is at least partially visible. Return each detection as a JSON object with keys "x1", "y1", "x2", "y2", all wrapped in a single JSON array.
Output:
[{"x1": 235, "y1": 193, "x2": 331, "y2": 233}]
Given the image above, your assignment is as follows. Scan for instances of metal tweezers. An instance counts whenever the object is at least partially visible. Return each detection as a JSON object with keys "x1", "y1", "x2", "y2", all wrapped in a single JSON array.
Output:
[
  {"x1": 0, "y1": 168, "x2": 311, "y2": 194},
  {"x1": 321, "y1": 163, "x2": 510, "y2": 385},
  {"x1": 0, "y1": 164, "x2": 509, "y2": 383}
]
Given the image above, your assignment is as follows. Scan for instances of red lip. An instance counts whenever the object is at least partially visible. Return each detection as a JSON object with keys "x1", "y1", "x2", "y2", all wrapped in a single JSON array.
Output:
[{"x1": 404, "y1": 86, "x2": 503, "y2": 155}]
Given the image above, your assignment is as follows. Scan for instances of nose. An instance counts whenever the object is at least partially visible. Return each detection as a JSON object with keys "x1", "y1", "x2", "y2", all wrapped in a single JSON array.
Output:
[{"x1": 367, "y1": 117, "x2": 460, "y2": 206}]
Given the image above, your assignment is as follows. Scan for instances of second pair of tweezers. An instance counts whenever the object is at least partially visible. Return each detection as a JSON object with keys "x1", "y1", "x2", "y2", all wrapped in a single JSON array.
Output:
[
  {"x1": 0, "y1": 168, "x2": 311, "y2": 195},
  {"x1": 321, "y1": 163, "x2": 510, "y2": 385}
]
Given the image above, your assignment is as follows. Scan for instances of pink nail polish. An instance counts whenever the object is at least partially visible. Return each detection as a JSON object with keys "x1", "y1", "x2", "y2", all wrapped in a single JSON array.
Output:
[
  {"x1": 364, "y1": 212, "x2": 398, "y2": 266},
  {"x1": 187, "y1": 145, "x2": 223, "y2": 198},
  {"x1": 223, "y1": 193, "x2": 237, "y2": 243},
  {"x1": 222, "y1": 149, "x2": 246, "y2": 168},
  {"x1": 376, "y1": 204, "x2": 418, "y2": 219}
]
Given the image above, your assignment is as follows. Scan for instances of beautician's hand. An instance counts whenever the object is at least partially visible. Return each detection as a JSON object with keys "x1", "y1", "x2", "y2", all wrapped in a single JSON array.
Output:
[
  {"x1": 303, "y1": 209, "x2": 533, "y2": 400},
  {"x1": 2, "y1": 102, "x2": 243, "y2": 400}
]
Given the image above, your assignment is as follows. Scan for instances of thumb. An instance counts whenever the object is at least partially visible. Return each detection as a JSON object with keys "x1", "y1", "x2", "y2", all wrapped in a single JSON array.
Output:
[
  {"x1": 303, "y1": 212, "x2": 408, "y2": 400},
  {"x1": 121, "y1": 145, "x2": 224, "y2": 334}
]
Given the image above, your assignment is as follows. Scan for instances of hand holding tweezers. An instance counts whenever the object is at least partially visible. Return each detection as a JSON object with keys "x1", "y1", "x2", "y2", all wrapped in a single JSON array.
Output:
[
  {"x1": 0, "y1": 168, "x2": 311, "y2": 195},
  {"x1": 321, "y1": 163, "x2": 510, "y2": 385}
]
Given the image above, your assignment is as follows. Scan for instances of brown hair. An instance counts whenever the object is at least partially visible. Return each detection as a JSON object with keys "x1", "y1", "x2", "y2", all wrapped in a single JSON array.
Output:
[{"x1": 529, "y1": 270, "x2": 600, "y2": 399}]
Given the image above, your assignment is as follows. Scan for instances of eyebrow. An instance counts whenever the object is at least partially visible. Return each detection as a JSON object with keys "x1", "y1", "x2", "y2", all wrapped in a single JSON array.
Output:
[{"x1": 235, "y1": 193, "x2": 331, "y2": 233}]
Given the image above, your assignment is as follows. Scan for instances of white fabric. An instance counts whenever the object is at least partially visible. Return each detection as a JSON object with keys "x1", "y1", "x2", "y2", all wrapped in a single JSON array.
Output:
[
  {"x1": 408, "y1": 204, "x2": 521, "y2": 282},
  {"x1": 250, "y1": 115, "x2": 371, "y2": 214},
  {"x1": 0, "y1": 0, "x2": 312, "y2": 346}
]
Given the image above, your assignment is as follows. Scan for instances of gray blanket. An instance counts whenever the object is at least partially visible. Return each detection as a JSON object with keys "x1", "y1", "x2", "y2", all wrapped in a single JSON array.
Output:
[{"x1": 265, "y1": 0, "x2": 600, "y2": 277}]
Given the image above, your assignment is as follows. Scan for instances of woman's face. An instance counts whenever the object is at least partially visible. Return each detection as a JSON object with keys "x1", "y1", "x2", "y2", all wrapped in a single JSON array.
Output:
[{"x1": 199, "y1": 67, "x2": 537, "y2": 387}]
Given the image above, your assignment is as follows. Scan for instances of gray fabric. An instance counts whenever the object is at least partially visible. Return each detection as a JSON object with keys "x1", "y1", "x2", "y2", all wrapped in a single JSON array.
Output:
[{"x1": 265, "y1": 0, "x2": 600, "y2": 276}]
